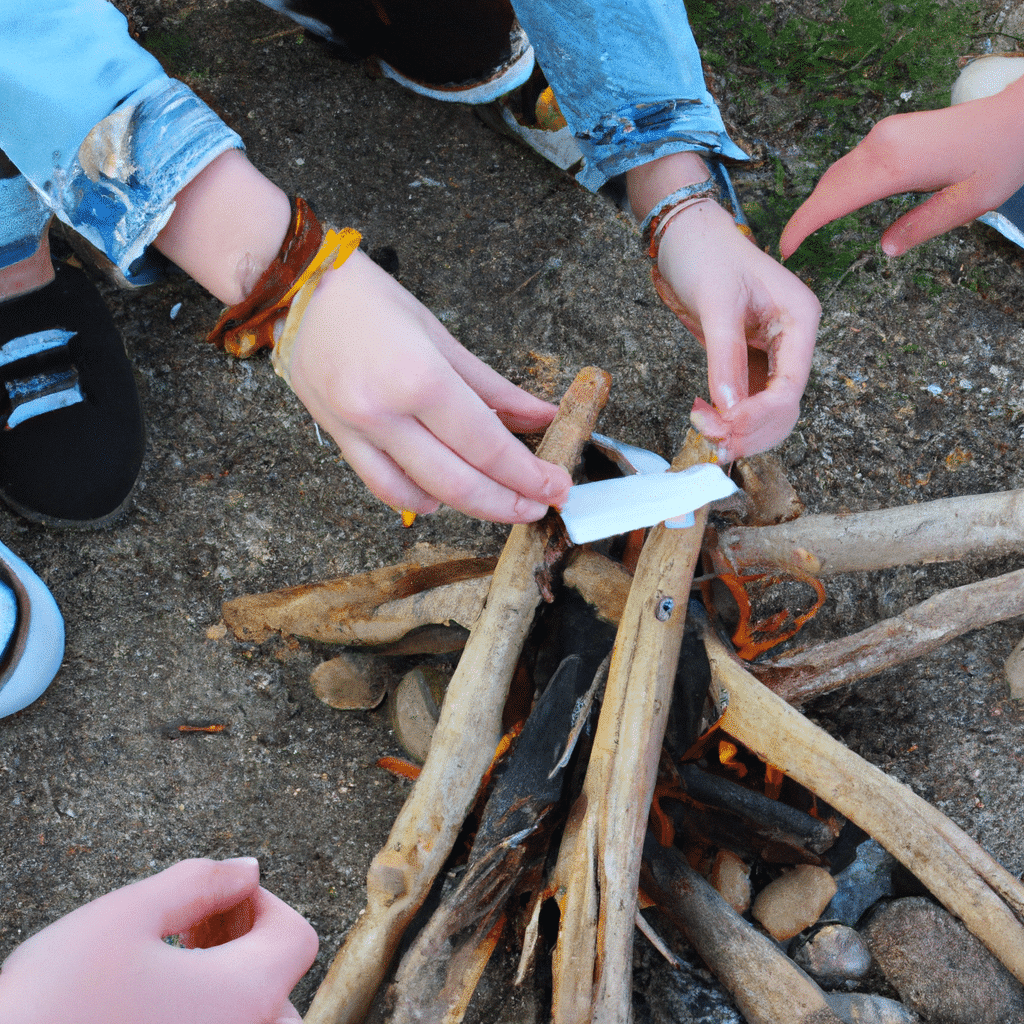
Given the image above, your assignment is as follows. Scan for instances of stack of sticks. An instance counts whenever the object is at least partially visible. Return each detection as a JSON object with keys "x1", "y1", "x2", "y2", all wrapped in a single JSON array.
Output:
[{"x1": 222, "y1": 367, "x2": 1024, "y2": 1024}]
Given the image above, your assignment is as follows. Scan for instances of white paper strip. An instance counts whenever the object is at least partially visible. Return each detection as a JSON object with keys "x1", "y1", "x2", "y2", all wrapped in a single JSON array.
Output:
[{"x1": 557, "y1": 463, "x2": 737, "y2": 545}]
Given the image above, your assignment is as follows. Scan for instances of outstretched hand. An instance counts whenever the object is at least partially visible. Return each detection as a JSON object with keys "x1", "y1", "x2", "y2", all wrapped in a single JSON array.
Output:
[
  {"x1": 0, "y1": 858, "x2": 318, "y2": 1024},
  {"x1": 780, "y1": 73, "x2": 1024, "y2": 259},
  {"x1": 652, "y1": 199, "x2": 821, "y2": 462},
  {"x1": 286, "y1": 249, "x2": 571, "y2": 522}
]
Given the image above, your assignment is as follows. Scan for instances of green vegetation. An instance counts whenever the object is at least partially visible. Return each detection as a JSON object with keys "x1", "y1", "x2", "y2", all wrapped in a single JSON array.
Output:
[
  {"x1": 686, "y1": 0, "x2": 979, "y2": 285},
  {"x1": 144, "y1": 30, "x2": 195, "y2": 77},
  {"x1": 689, "y1": 0, "x2": 977, "y2": 137}
]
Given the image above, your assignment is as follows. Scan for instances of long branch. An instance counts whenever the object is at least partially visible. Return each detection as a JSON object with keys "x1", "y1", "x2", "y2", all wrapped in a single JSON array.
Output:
[
  {"x1": 715, "y1": 488, "x2": 1024, "y2": 576},
  {"x1": 703, "y1": 625, "x2": 1024, "y2": 983},
  {"x1": 757, "y1": 566, "x2": 1024, "y2": 705}
]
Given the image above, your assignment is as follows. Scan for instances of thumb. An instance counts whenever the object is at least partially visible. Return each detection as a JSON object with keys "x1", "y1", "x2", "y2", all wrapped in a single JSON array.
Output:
[{"x1": 115, "y1": 857, "x2": 262, "y2": 939}]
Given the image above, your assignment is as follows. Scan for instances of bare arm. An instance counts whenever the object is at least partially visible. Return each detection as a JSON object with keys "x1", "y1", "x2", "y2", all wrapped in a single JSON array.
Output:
[{"x1": 154, "y1": 151, "x2": 571, "y2": 522}]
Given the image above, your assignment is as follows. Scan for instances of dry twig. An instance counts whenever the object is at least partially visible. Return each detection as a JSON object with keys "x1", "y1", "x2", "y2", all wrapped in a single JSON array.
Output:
[{"x1": 758, "y1": 566, "x2": 1024, "y2": 704}]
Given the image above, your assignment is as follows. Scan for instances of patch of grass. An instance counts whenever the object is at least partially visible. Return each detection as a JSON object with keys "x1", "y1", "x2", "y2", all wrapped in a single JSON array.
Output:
[
  {"x1": 145, "y1": 30, "x2": 190, "y2": 72},
  {"x1": 687, "y1": 0, "x2": 978, "y2": 284},
  {"x1": 690, "y1": 0, "x2": 977, "y2": 140},
  {"x1": 912, "y1": 271, "x2": 943, "y2": 297}
]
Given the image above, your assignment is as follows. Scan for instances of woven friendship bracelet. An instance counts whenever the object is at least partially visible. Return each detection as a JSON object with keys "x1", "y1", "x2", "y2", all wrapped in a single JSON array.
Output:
[
  {"x1": 205, "y1": 197, "x2": 360, "y2": 358},
  {"x1": 271, "y1": 227, "x2": 361, "y2": 386},
  {"x1": 639, "y1": 176, "x2": 722, "y2": 259}
]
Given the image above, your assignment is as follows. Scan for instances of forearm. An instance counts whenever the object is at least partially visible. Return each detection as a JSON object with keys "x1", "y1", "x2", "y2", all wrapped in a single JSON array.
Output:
[
  {"x1": 0, "y1": 0, "x2": 243, "y2": 285},
  {"x1": 154, "y1": 150, "x2": 292, "y2": 307}
]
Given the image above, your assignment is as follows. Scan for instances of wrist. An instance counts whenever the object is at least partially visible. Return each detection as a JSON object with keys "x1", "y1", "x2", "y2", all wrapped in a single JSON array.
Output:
[
  {"x1": 626, "y1": 151, "x2": 712, "y2": 223},
  {"x1": 155, "y1": 149, "x2": 291, "y2": 306}
]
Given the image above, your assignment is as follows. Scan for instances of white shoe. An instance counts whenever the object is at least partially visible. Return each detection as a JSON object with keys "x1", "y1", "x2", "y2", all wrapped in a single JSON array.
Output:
[{"x1": 0, "y1": 540, "x2": 64, "y2": 718}]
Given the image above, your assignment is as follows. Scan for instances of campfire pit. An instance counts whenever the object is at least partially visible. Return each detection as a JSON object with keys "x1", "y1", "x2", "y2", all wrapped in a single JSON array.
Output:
[{"x1": 221, "y1": 368, "x2": 1024, "y2": 1024}]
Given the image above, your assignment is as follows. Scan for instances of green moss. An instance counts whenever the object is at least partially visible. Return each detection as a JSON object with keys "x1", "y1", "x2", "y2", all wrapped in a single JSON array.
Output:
[{"x1": 686, "y1": 0, "x2": 978, "y2": 285}]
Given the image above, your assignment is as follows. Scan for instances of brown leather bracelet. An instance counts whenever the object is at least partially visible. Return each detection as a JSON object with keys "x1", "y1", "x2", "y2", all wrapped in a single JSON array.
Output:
[{"x1": 206, "y1": 196, "x2": 325, "y2": 358}]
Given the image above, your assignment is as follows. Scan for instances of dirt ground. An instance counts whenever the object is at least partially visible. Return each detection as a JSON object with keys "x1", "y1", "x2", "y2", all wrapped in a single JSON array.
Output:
[{"x1": 2, "y1": 2, "x2": 1023, "y2": 1020}]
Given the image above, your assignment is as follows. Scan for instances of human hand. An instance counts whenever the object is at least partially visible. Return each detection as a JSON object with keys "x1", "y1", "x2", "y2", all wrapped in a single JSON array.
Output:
[
  {"x1": 780, "y1": 73, "x2": 1024, "y2": 259},
  {"x1": 285, "y1": 248, "x2": 572, "y2": 522},
  {"x1": 0, "y1": 857, "x2": 318, "y2": 1024},
  {"x1": 654, "y1": 199, "x2": 821, "y2": 461}
]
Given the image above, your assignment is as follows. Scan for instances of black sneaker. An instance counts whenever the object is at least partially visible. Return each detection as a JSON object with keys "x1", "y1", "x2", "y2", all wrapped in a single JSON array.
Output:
[
  {"x1": 0, "y1": 263, "x2": 145, "y2": 527},
  {"x1": 257, "y1": 0, "x2": 534, "y2": 102}
]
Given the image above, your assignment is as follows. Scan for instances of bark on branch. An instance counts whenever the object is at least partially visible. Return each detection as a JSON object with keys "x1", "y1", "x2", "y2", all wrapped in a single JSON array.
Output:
[
  {"x1": 757, "y1": 567, "x2": 1024, "y2": 705},
  {"x1": 715, "y1": 488, "x2": 1024, "y2": 577}
]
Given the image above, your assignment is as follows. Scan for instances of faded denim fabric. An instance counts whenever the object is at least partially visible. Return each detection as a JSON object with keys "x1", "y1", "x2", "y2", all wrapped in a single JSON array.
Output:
[
  {"x1": 0, "y1": 0, "x2": 242, "y2": 282},
  {"x1": 511, "y1": 0, "x2": 747, "y2": 190},
  {"x1": 0, "y1": 175, "x2": 51, "y2": 269}
]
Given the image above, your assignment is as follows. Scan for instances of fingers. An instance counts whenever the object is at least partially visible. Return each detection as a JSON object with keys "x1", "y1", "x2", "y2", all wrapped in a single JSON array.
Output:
[
  {"x1": 273, "y1": 1000, "x2": 305, "y2": 1024},
  {"x1": 169, "y1": 886, "x2": 318, "y2": 1024},
  {"x1": 432, "y1": 331, "x2": 560, "y2": 433},
  {"x1": 686, "y1": 261, "x2": 819, "y2": 462},
  {"x1": 334, "y1": 413, "x2": 566, "y2": 523},
  {"x1": 217, "y1": 886, "x2": 319, "y2": 984},
  {"x1": 779, "y1": 146, "x2": 886, "y2": 259},
  {"x1": 880, "y1": 181, "x2": 992, "y2": 256}
]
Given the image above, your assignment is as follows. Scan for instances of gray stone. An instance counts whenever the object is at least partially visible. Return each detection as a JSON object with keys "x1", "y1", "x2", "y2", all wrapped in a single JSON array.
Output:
[
  {"x1": 862, "y1": 897, "x2": 1024, "y2": 1024},
  {"x1": 792, "y1": 924, "x2": 873, "y2": 987},
  {"x1": 823, "y1": 840, "x2": 898, "y2": 927},
  {"x1": 824, "y1": 992, "x2": 919, "y2": 1024}
]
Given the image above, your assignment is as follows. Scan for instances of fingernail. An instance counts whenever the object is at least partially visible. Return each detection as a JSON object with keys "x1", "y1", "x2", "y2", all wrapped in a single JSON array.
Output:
[
  {"x1": 514, "y1": 497, "x2": 549, "y2": 521},
  {"x1": 540, "y1": 470, "x2": 572, "y2": 503},
  {"x1": 689, "y1": 406, "x2": 717, "y2": 437},
  {"x1": 718, "y1": 383, "x2": 739, "y2": 411},
  {"x1": 223, "y1": 856, "x2": 260, "y2": 871},
  {"x1": 880, "y1": 238, "x2": 900, "y2": 257}
]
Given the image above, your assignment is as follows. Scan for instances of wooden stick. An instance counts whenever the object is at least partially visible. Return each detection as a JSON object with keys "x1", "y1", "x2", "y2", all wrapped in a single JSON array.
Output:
[
  {"x1": 758, "y1": 567, "x2": 1024, "y2": 705},
  {"x1": 715, "y1": 487, "x2": 1024, "y2": 577},
  {"x1": 641, "y1": 839, "x2": 845, "y2": 1024},
  {"x1": 303, "y1": 367, "x2": 611, "y2": 1024},
  {"x1": 221, "y1": 548, "x2": 493, "y2": 646},
  {"x1": 701, "y1": 624, "x2": 1024, "y2": 982},
  {"x1": 552, "y1": 430, "x2": 714, "y2": 1024}
]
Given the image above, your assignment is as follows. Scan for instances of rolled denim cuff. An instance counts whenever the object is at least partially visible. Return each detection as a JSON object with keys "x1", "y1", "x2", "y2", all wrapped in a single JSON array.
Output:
[
  {"x1": 51, "y1": 77, "x2": 243, "y2": 286},
  {"x1": 572, "y1": 99, "x2": 749, "y2": 193},
  {"x1": 0, "y1": 175, "x2": 51, "y2": 270}
]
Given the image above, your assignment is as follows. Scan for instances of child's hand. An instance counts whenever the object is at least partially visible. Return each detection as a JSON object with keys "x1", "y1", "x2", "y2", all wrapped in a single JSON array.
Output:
[
  {"x1": 653, "y1": 199, "x2": 821, "y2": 462},
  {"x1": 0, "y1": 858, "x2": 318, "y2": 1024},
  {"x1": 780, "y1": 74, "x2": 1024, "y2": 259},
  {"x1": 286, "y1": 249, "x2": 572, "y2": 522}
]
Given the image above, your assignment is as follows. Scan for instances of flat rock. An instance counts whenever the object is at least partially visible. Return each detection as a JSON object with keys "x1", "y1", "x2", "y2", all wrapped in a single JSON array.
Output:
[{"x1": 862, "y1": 897, "x2": 1024, "y2": 1024}]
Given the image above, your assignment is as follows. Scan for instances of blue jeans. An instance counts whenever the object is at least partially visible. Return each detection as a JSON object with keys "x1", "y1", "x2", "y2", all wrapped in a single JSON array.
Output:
[
  {"x1": 0, "y1": 0, "x2": 241, "y2": 281},
  {"x1": 256, "y1": 0, "x2": 747, "y2": 191},
  {"x1": 512, "y1": 0, "x2": 747, "y2": 190}
]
